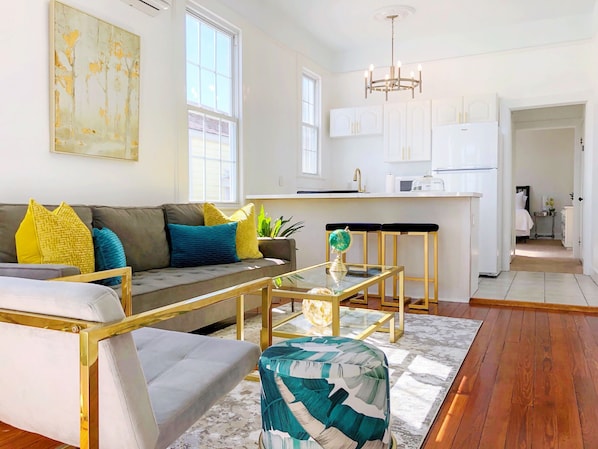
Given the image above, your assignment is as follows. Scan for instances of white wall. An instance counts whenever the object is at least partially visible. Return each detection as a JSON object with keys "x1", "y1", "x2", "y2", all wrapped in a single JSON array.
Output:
[
  {"x1": 0, "y1": 0, "x2": 179, "y2": 206},
  {"x1": 192, "y1": 0, "x2": 334, "y2": 197},
  {"x1": 326, "y1": 41, "x2": 594, "y2": 193},
  {"x1": 326, "y1": 40, "x2": 596, "y2": 276},
  {"x1": 514, "y1": 128, "x2": 575, "y2": 237},
  {"x1": 0, "y1": 0, "x2": 332, "y2": 206},
  {"x1": 0, "y1": 1, "x2": 596, "y2": 278}
]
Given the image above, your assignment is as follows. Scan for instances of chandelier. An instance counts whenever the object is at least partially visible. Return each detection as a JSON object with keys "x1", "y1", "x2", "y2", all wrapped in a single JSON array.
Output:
[{"x1": 364, "y1": 9, "x2": 422, "y2": 100}]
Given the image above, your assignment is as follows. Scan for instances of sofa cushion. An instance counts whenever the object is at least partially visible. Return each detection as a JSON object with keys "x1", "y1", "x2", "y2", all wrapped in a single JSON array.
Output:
[
  {"x1": 92, "y1": 206, "x2": 170, "y2": 272},
  {"x1": 168, "y1": 222, "x2": 239, "y2": 267},
  {"x1": 203, "y1": 203, "x2": 263, "y2": 259},
  {"x1": 93, "y1": 227, "x2": 126, "y2": 286},
  {"x1": 0, "y1": 204, "x2": 92, "y2": 264},
  {"x1": 162, "y1": 203, "x2": 204, "y2": 226},
  {"x1": 15, "y1": 200, "x2": 94, "y2": 274}
]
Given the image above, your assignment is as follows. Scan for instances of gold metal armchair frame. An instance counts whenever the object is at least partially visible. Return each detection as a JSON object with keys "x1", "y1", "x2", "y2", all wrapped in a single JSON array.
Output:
[
  {"x1": 52, "y1": 267, "x2": 134, "y2": 316},
  {"x1": 0, "y1": 268, "x2": 272, "y2": 449}
]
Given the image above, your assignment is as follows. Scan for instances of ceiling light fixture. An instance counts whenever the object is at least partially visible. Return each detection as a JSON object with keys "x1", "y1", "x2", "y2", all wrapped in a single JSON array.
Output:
[{"x1": 365, "y1": 6, "x2": 422, "y2": 100}]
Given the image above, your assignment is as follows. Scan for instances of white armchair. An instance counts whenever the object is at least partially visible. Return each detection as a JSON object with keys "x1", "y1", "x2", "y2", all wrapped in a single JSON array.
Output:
[{"x1": 0, "y1": 271, "x2": 271, "y2": 449}]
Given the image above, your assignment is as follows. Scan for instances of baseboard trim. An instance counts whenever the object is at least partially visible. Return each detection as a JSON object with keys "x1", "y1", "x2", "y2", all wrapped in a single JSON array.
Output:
[{"x1": 470, "y1": 297, "x2": 598, "y2": 314}]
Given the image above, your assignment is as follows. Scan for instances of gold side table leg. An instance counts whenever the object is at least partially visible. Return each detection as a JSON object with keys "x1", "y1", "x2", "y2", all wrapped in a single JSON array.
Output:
[
  {"x1": 236, "y1": 295, "x2": 244, "y2": 341},
  {"x1": 260, "y1": 287, "x2": 272, "y2": 352}
]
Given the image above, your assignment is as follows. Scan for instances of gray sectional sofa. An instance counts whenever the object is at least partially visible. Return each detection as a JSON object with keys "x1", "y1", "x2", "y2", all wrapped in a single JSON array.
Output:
[{"x1": 0, "y1": 202, "x2": 296, "y2": 332}]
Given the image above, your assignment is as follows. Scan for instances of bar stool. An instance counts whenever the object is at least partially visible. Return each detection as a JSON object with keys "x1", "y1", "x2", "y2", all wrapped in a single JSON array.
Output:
[
  {"x1": 325, "y1": 222, "x2": 382, "y2": 303},
  {"x1": 380, "y1": 223, "x2": 439, "y2": 310}
]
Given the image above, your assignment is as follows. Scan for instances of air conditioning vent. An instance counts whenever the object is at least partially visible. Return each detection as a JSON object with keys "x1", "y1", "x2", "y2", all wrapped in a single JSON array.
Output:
[{"x1": 121, "y1": 0, "x2": 171, "y2": 17}]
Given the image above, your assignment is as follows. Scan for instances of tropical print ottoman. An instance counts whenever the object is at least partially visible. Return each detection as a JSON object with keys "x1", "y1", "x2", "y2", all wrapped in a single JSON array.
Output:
[{"x1": 258, "y1": 336, "x2": 395, "y2": 449}]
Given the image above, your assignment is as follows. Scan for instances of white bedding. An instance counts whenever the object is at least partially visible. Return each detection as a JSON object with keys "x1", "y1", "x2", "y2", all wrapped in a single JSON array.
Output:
[{"x1": 515, "y1": 208, "x2": 534, "y2": 236}]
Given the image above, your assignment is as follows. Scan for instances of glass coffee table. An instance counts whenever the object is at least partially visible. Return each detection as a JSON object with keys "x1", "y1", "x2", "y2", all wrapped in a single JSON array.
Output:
[{"x1": 261, "y1": 262, "x2": 404, "y2": 350}]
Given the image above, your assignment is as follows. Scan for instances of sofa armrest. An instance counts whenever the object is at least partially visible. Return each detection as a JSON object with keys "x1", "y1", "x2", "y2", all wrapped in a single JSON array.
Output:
[
  {"x1": 258, "y1": 237, "x2": 296, "y2": 271},
  {"x1": 0, "y1": 263, "x2": 81, "y2": 280},
  {"x1": 53, "y1": 267, "x2": 133, "y2": 317}
]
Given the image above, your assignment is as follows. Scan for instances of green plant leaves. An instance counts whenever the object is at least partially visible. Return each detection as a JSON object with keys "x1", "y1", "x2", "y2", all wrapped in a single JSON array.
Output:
[{"x1": 257, "y1": 205, "x2": 304, "y2": 238}]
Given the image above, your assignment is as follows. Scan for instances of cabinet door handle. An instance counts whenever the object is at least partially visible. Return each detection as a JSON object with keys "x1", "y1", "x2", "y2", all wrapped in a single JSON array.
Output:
[{"x1": 578, "y1": 197, "x2": 584, "y2": 201}]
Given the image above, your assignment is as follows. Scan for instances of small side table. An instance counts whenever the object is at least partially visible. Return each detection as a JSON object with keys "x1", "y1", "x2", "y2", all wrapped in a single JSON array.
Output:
[{"x1": 533, "y1": 211, "x2": 555, "y2": 239}]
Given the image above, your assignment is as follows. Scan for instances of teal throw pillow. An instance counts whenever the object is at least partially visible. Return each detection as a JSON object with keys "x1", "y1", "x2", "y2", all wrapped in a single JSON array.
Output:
[
  {"x1": 168, "y1": 222, "x2": 240, "y2": 268},
  {"x1": 93, "y1": 227, "x2": 126, "y2": 286}
]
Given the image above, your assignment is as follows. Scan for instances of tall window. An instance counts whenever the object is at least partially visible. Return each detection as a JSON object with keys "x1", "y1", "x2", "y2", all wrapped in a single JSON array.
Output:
[
  {"x1": 301, "y1": 71, "x2": 320, "y2": 175},
  {"x1": 186, "y1": 11, "x2": 238, "y2": 202}
]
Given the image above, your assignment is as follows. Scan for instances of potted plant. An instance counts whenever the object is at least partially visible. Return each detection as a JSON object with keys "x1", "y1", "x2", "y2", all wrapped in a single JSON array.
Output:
[{"x1": 257, "y1": 205, "x2": 304, "y2": 238}]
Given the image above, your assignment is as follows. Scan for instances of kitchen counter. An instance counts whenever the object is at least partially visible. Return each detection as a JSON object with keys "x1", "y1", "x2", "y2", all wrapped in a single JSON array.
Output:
[
  {"x1": 247, "y1": 191, "x2": 482, "y2": 200},
  {"x1": 248, "y1": 192, "x2": 481, "y2": 302}
]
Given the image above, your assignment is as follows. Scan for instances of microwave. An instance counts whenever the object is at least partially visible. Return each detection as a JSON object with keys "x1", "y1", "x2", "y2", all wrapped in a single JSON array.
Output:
[{"x1": 395, "y1": 176, "x2": 418, "y2": 192}]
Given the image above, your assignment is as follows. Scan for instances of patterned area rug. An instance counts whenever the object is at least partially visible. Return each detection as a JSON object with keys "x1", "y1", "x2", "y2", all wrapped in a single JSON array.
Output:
[{"x1": 168, "y1": 308, "x2": 482, "y2": 449}]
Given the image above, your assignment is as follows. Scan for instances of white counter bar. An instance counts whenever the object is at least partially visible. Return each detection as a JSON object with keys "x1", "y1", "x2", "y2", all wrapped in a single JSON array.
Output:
[{"x1": 247, "y1": 192, "x2": 481, "y2": 302}]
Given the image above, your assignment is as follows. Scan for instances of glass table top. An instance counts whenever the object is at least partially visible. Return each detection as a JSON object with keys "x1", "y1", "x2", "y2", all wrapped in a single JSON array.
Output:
[{"x1": 272, "y1": 263, "x2": 395, "y2": 296}]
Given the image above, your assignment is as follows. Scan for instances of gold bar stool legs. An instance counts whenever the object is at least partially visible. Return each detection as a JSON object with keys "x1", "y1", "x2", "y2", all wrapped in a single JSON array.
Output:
[
  {"x1": 380, "y1": 223, "x2": 439, "y2": 310},
  {"x1": 325, "y1": 223, "x2": 382, "y2": 304}
]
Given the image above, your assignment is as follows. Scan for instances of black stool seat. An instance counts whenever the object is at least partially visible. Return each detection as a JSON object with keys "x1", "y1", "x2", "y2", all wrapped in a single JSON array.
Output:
[
  {"x1": 381, "y1": 223, "x2": 439, "y2": 233},
  {"x1": 326, "y1": 223, "x2": 382, "y2": 232}
]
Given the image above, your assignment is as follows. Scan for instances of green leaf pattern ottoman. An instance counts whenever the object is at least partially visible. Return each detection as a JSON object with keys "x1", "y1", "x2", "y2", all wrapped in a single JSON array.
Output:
[{"x1": 258, "y1": 336, "x2": 395, "y2": 449}]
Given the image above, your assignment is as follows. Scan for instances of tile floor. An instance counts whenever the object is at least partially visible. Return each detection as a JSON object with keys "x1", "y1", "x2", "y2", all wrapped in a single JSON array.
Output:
[{"x1": 473, "y1": 271, "x2": 598, "y2": 307}]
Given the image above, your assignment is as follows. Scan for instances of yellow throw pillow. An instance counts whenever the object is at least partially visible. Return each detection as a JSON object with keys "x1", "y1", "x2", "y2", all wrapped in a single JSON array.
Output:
[
  {"x1": 203, "y1": 203, "x2": 263, "y2": 259},
  {"x1": 15, "y1": 199, "x2": 94, "y2": 274}
]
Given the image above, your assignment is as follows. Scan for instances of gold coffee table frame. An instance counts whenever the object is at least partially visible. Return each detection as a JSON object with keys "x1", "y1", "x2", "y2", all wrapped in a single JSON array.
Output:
[{"x1": 262, "y1": 263, "x2": 404, "y2": 349}]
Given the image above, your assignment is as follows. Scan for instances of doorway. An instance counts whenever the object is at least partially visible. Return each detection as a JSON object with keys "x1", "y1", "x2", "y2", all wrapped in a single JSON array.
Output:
[{"x1": 510, "y1": 105, "x2": 584, "y2": 270}]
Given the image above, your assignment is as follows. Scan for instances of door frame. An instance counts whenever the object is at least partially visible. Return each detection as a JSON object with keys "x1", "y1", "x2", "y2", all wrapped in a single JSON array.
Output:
[{"x1": 500, "y1": 92, "x2": 594, "y2": 275}]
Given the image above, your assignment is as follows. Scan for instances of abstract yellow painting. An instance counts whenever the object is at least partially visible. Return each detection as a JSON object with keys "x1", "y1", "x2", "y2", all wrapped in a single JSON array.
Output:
[{"x1": 51, "y1": 1, "x2": 140, "y2": 161}]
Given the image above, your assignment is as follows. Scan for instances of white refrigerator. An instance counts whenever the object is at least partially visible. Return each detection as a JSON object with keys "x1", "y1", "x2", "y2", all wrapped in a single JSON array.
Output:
[{"x1": 431, "y1": 122, "x2": 500, "y2": 276}]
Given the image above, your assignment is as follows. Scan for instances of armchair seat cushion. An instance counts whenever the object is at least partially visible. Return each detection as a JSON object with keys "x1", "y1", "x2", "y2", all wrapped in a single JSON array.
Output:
[{"x1": 134, "y1": 328, "x2": 260, "y2": 449}]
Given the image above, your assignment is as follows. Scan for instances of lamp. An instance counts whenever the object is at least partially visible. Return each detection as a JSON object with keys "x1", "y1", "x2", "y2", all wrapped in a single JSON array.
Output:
[{"x1": 365, "y1": 7, "x2": 422, "y2": 100}]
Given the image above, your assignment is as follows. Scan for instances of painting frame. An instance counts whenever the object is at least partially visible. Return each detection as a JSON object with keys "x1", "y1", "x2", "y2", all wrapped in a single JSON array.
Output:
[{"x1": 50, "y1": 0, "x2": 140, "y2": 161}]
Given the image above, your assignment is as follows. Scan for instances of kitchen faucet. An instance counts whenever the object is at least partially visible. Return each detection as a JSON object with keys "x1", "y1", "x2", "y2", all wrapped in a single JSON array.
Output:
[{"x1": 353, "y1": 168, "x2": 364, "y2": 192}]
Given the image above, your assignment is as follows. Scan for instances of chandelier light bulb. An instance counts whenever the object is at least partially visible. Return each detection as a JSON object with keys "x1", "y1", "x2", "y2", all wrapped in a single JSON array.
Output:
[{"x1": 418, "y1": 64, "x2": 422, "y2": 72}]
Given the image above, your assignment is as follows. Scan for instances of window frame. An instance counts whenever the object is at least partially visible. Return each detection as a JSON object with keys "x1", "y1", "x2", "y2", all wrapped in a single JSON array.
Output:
[
  {"x1": 185, "y1": 6, "x2": 241, "y2": 204},
  {"x1": 300, "y1": 69, "x2": 322, "y2": 177}
]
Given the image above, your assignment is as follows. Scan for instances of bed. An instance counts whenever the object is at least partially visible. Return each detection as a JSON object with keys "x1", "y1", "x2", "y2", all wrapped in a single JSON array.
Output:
[{"x1": 515, "y1": 185, "x2": 534, "y2": 242}]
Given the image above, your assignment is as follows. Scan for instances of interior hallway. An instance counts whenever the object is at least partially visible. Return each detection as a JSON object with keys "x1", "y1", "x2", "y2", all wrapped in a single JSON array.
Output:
[{"x1": 473, "y1": 240, "x2": 598, "y2": 307}]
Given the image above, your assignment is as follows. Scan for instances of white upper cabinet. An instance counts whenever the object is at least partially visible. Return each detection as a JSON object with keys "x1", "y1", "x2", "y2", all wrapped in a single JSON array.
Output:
[
  {"x1": 432, "y1": 94, "x2": 497, "y2": 127},
  {"x1": 383, "y1": 100, "x2": 431, "y2": 162},
  {"x1": 330, "y1": 106, "x2": 383, "y2": 137}
]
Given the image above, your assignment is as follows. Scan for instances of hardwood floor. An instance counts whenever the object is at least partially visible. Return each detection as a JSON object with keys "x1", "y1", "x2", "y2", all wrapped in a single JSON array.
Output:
[
  {"x1": 3, "y1": 301, "x2": 598, "y2": 448},
  {"x1": 422, "y1": 301, "x2": 598, "y2": 449}
]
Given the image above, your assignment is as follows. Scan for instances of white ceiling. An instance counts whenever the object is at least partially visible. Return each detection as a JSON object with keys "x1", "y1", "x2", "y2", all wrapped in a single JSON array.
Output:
[{"x1": 218, "y1": 0, "x2": 597, "y2": 72}]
